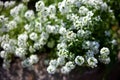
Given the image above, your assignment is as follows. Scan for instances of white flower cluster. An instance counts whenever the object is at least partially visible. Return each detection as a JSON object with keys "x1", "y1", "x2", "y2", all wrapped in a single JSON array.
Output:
[
  {"x1": 22, "y1": 54, "x2": 39, "y2": 67},
  {"x1": 0, "y1": 1, "x2": 16, "y2": 9},
  {"x1": 47, "y1": 0, "x2": 116, "y2": 74},
  {"x1": 0, "y1": 0, "x2": 117, "y2": 74}
]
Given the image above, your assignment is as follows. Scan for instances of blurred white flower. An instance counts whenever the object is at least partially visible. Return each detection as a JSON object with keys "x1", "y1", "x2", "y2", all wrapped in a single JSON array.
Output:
[
  {"x1": 99, "y1": 55, "x2": 110, "y2": 64},
  {"x1": 87, "y1": 57, "x2": 98, "y2": 68},
  {"x1": 57, "y1": 57, "x2": 65, "y2": 66},
  {"x1": 46, "y1": 25, "x2": 56, "y2": 34},
  {"x1": 66, "y1": 31, "x2": 76, "y2": 40},
  {"x1": 100, "y1": 47, "x2": 110, "y2": 56},
  {"x1": 35, "y1": 22, "x2": 42, "y2": 33},
  {"x1": 47, "y1": 65, "x2": 56, "y2": 74},
  {"x1": 61, "y1": 66, "x2": 70, "y2": 74},
  {"x1": 40, "y1": 32, "x2": 49, "y2": 40},
  {"x1": 29, "y1": 32, "x2": 38, "y2": 41},
  {"x1": 0, "y1": 51, "x2": 8, "y2": 58},
  {"x1": 0, "y1": 1, "x2": 3, "y2": 7},
  {"x1": 15, "y1": 47, "x2": 27, "y2": 58},
  {"x1": 24, "y1": 10, "x2": 35, "y2": 20},
  {"x1": 75, "y1": 56, "x2": 84, "y2": 66},
  {"x1": 57, "y1": 42, "x2": 67, "y2": 50},
  {"x1": 58, "y1": 2, "x2": 70, "y2": 14},
  {"x1": 49, "y1": 59, "x2": 58, "y2": 67},
  {"x1": 65, "y1": 61, "x2": 75, "y2": 70},
  {"x1": 35, "y1": 1, "x2": 45, "y2": 11},
  {"x1": 29, "y1": 54, "x2": 39, "y2": 64},
  {"x1": 59, "y1": 27, "x2": 66, "y2": 35},
  {"x1": 18, "y1": 33, "x2": 28, "y2": 42},
  {"x1": 3, "y1": 43, "x2": 11, "y2": 52},
  {"x1": 48, "y1": 5, "x2": 56, "y2": 14},
  {"x1": 79, "y1": 6, "x2": 89, "y2": 16}
]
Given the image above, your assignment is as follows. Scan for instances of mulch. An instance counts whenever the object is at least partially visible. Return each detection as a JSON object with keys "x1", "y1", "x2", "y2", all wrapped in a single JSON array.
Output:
[{"x1": 0, "y1": 53, "x2": 120, "y2": 80}]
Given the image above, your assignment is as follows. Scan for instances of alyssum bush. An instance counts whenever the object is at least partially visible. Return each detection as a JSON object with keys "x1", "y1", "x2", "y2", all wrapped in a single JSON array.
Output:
[{"x1": 0, "y1": 0, "x2": 117, "y2": 74}]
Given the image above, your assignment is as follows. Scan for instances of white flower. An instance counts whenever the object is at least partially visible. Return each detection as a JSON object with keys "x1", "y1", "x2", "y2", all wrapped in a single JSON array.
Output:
[
  {"x1": 77, "y1": 30, "x2": 91, "y2": 38},
  {"x1": 24, "y1": 10, "x2": 35, "y2": 20},
  {"x1": 66, "y1": 31, "x2": 76, "y2": 40},
  {"x1": 4, "y1": 1, "x2": 10, "y2": 8},
  {"x1": 9, "y1": 1, "x2": 16, "y2": 7},
  {"x1": 111, "y1": 39, "x2": 117, "y2": 45},
  {"x1": 40, "y1": 32, "x2": 49, "y2": 40},
  {"x1": 47, "y1": 66, "x2": 56, "y2": 74},
  {"x1": 21, "y1": 58, "x2": 31, "y2": 67},
  {"x1": 0, "y1": 51, "x2": 7, "y2": 58},
  {"x1": 46, "y1": 25, "x2": 56, "y2": 34},
  {"x1": 18, "y1": 40, "x2": 27, "y2": 48},
  {"x1": 79, "y1": 6, "x2": 89, "y2": 16},
  {"x1": 77, "y1": 29, "x2": 85, "y2": 37},
  {"x1": 35, "y1": 22, "x2": 42, "y2": 33},
  {"x1": 29, "y1": 54, "x2": 39, "y2": 64},
  {"x1": 57, "y1": 42, "x2": 67, "y2": 50},
  {"x1": 17, "y1": 3, "x2": 26, "y2": 11},
  {"x1": 82, "y1": 41, "x2": 91, "y2": 49},
  {"x1": 10, "y1": 7, "x2": 19, "y2": 17},
  {"x1": 10, "y1": 4, "x2": 25, "y2": 17},
  {"x1": 0, "y1": 15, "x2": 4, "y2": 22},
  {"x1": 90, "y1": 41, "x2": 100, "y2": 54},
  {"x1": 49, "y1": 59, "x2": 58, "y2": 67},
  {"x1": 66, "y1": 0, "x2": 77, "y2": 5},
  {"x1": 86, "y1": 50, "x2": 94, "y2": 57},
  {"x1": 87, "y1": 11, "x2": 94, "y2": 17},
  {"x1": 41, "y1": 7, "x2": 49, "y2": 17},
  {"x1": 29, "y1": 32, "x2": 38, "y2": 41},
  {"x1": 57, "y1": 57, "x2": 65, "y2": 66},
  {"x1": 99, "y1": 55, "x2": 110, "y2": 64},
  {"x1": 87, "y1": 57, "x2": 98, "y2": 68},
  {"x1": 15, "y1": 47, "x2": 27, "y2": 58},
  {"x1": 1, "y1": 42, "x2": 7, "y2": 48},
  {"x1": 24, "y1": 24, "x2": 33, "y2": 32},
  {"x1": 18, "y1": 33, "x2": 28, "y2": 42},
  {"x1": 48, "y1": 5, "x2": 56, "y2": 14},
  {"x1": 58, "y1": 2, "x2": 70, "y2": 14},
  {"x1": 100, "y1": 47, "x2": 110, "y2": 56},
  {"x1": 103, "y1": 57, "x2": 111, "y2": 64},
  {"x1": 75, "y1": 56, "x2": 84, "y2": 66},
  {"x1": 65, "y1": 61, "x2": 75, "y2": 70},
  {"x1": 35, "y1": 1, "x2": 45, "y2": 11},
  {"x1": 3, "y1": 43, "x2": 11, "y2": 52},
  {"x1": 38, "y1": 38, "x2": 47, "y2": 46},
  {"x1": 101, "y1": 2, "x2": 108, "y2": 11},
  {"x1": 61, "y1": 66, "x2": 70, "y2": 74},
  {"x1": 59, "y1": 27, "x2": 66, "y2": 35},
  {"x1": 0, "y1": 1, "x2": 3, "y2": 7},
  {"x1": 33, "y1": 42, "x2": 41, "y2": 50},
  {"x1": 105, "y1": 31, "x2": 110, "y2": 37}
]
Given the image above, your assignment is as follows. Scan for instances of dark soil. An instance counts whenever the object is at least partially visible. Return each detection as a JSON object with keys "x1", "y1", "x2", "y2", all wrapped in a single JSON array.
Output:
[{"x1": 0, "y1": 53, "x2": 120, "y2": 80}]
